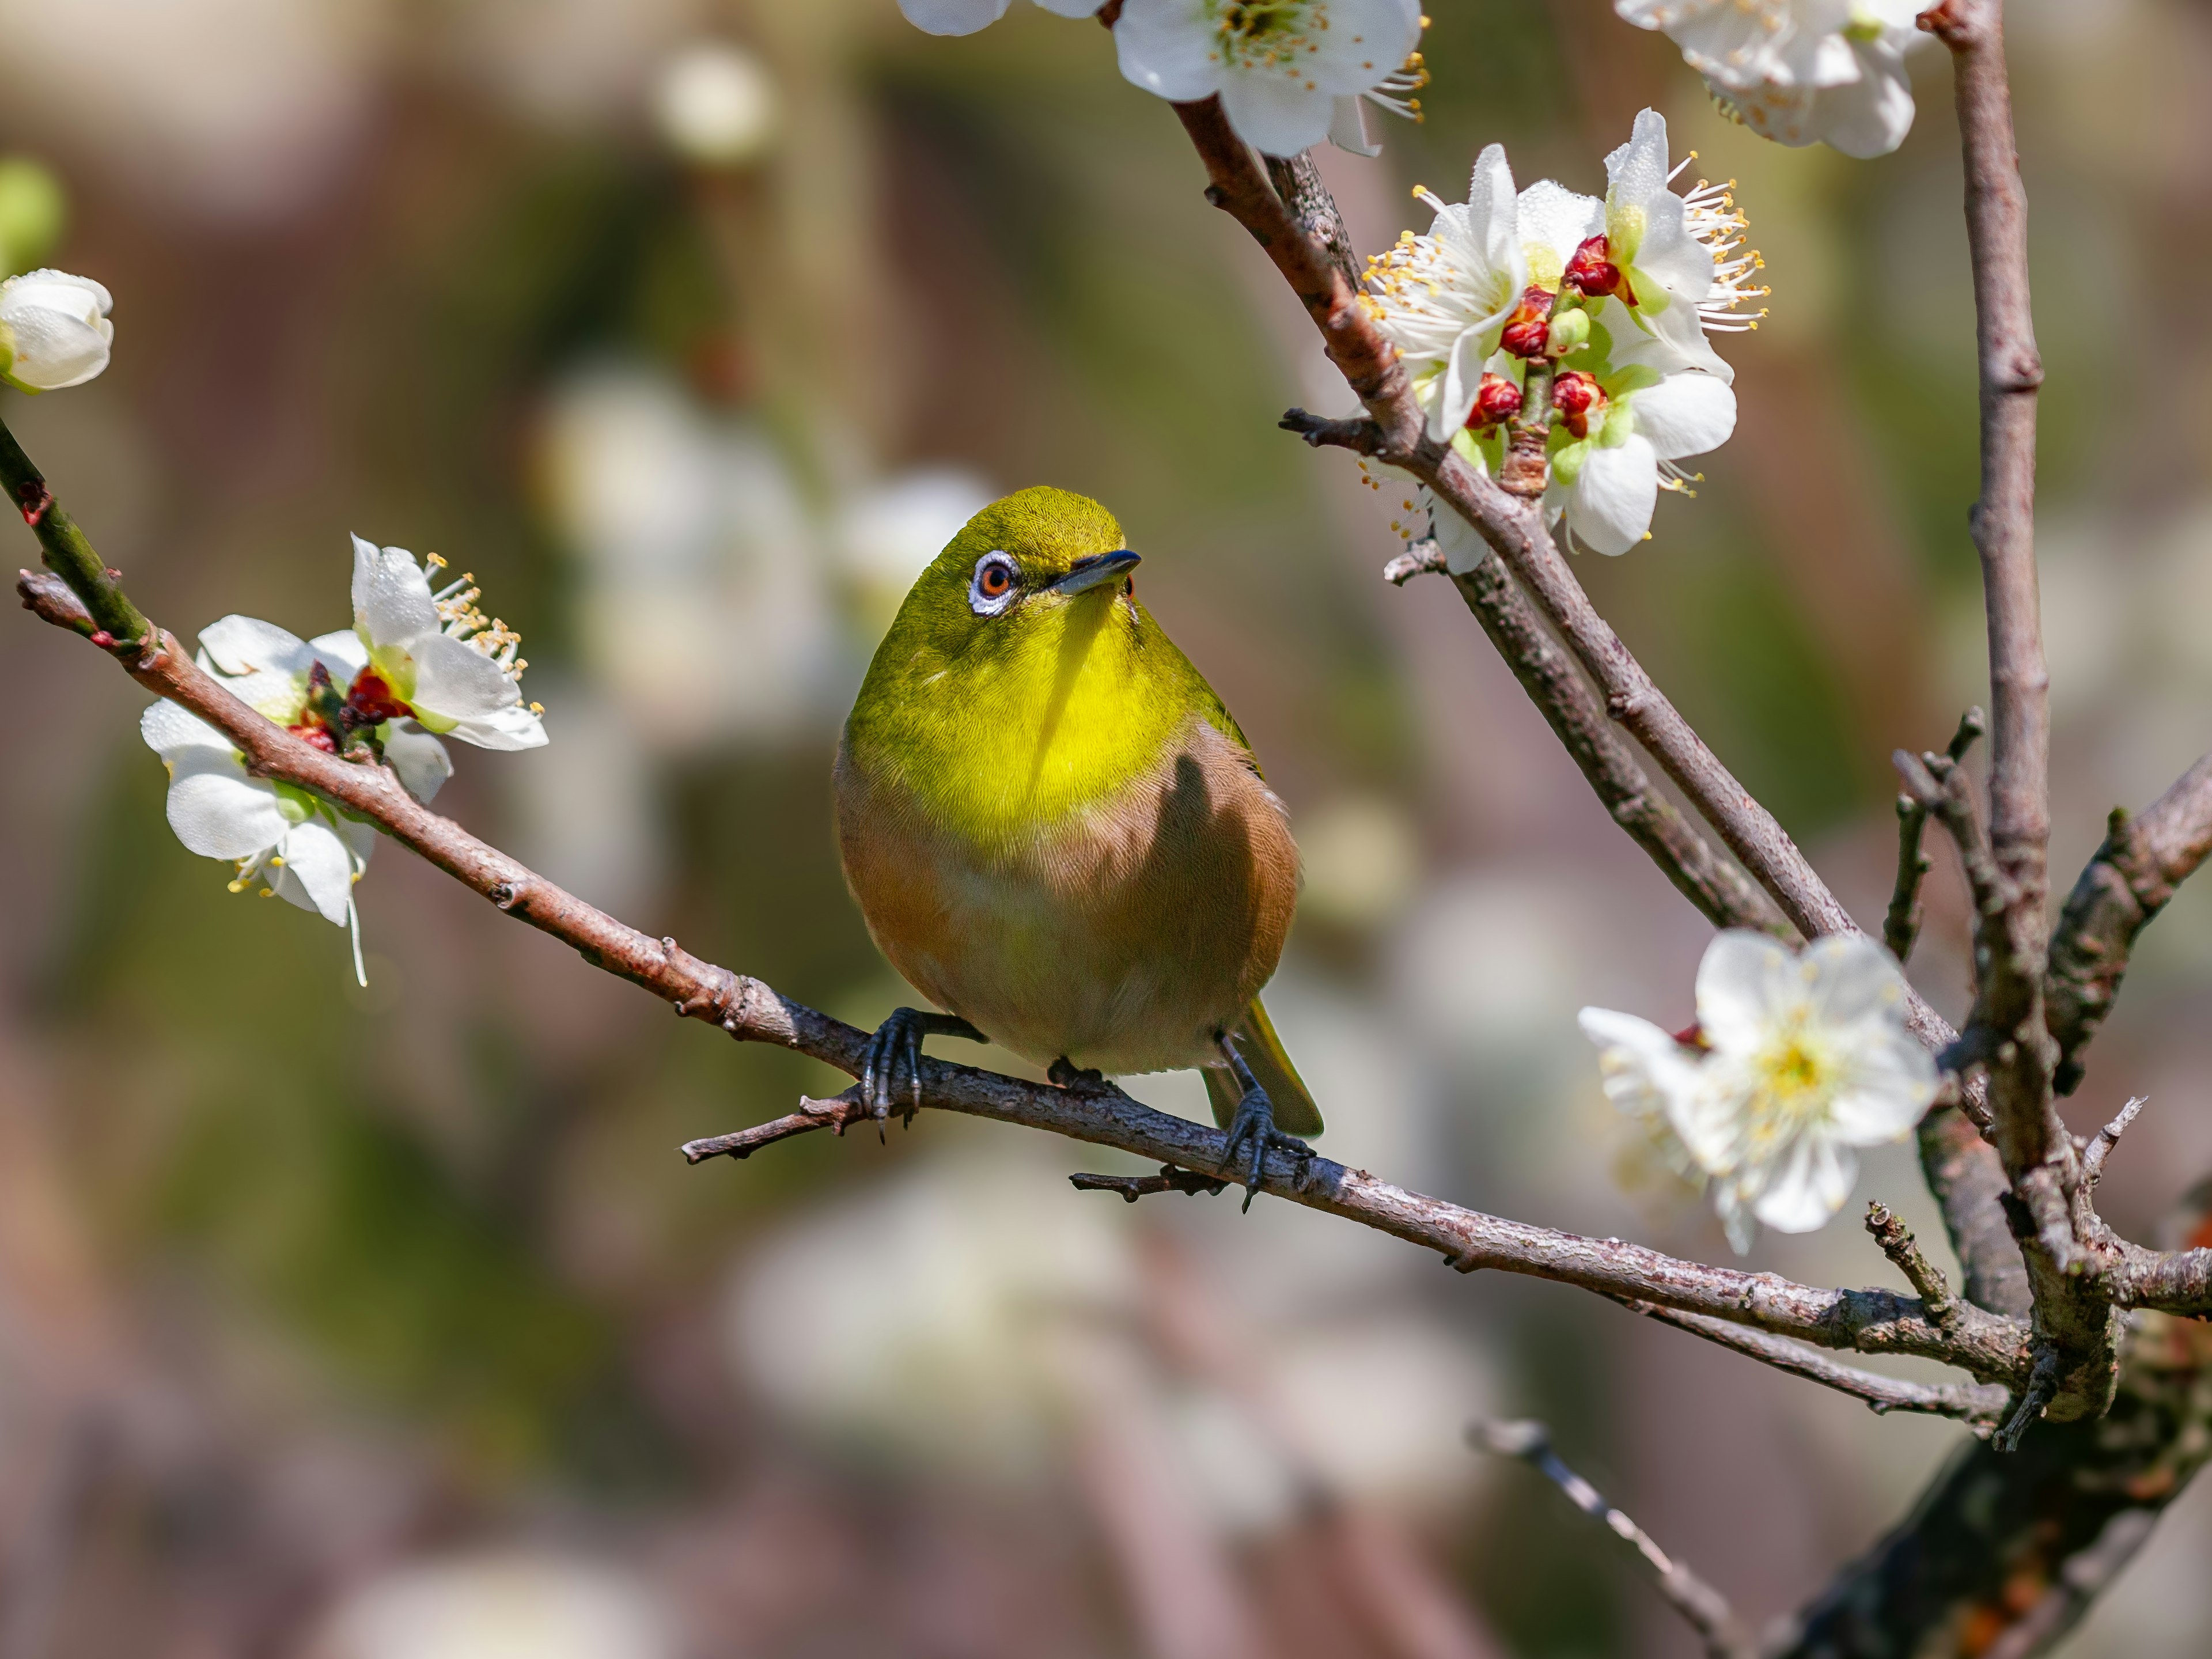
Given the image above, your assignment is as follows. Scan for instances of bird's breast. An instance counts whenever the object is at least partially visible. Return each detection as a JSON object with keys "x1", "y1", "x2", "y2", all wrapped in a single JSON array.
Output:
[{"x1": 835, "y1": 714, "x2": 1298, "y2": 1075}]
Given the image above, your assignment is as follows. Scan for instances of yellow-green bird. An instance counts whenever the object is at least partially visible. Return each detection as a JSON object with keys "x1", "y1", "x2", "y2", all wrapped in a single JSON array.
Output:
[{"x1": 834, "y1": 484, "x2": 1320, "y2": 1201}]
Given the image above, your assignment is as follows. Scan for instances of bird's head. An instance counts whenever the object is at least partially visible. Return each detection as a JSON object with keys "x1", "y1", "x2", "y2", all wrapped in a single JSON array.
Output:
[{"x1": 888, "y1": 485, "x2": 1141, "y2": 662}]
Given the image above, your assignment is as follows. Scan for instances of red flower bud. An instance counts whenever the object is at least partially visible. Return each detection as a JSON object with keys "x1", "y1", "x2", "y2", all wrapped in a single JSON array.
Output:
[
  {"x1": 1552, "y1": 370, "x2": 1607, "y2": 440},
  {"x1": 1564, "y1": 234, "x2": 1624, "y2": 300},
  {"x1": 1499, "y1": 285, "x2": 1557, "y2": 358},
  {"x1": 1468, "y1": 372, "x2": 1524, "y2": 429},
  {"x1": 288, "y1": 721, "x2": 340, "y2": 753}
]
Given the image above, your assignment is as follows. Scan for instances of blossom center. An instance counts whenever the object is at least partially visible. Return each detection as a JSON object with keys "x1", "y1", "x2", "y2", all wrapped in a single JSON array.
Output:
[
  {"x1": 1741, "y1": 1026, "x2": 1839, "y2": 1158},
  {"x1": 1210, "y1": 0, "x2": 1320, "y2": 67}
]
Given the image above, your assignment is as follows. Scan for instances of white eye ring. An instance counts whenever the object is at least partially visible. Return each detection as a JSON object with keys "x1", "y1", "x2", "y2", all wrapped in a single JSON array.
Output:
[{"x1": 968, "y1": 551, "x2": 1020, "y2": 616}]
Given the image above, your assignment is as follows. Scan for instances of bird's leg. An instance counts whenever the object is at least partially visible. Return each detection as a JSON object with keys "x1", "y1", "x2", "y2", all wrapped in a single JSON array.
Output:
[
  {"x1": 1215, "y1": 1033, "x2": 1314, "y2": 1213},
  {"x1": 1048, "y1": 1056, "x2": 1109, "y2": 1093},
  {"x1": 858, "y1": 1009, "x2": 987, "y2": 1135}
]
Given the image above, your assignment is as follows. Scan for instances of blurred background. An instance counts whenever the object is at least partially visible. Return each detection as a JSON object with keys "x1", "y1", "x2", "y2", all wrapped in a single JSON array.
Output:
[{"x1": 2, "y1": 0, "x2": 2211, "y2": 1653}]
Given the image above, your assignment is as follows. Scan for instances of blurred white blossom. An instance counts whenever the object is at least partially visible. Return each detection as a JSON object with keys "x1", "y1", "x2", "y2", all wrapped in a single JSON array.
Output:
[
  {"x1": 303, "y1": 1552, "x2": 676, "y2": 1659},
  {"x1": 835, "y1": 467, "x2": 995, "y2": 637},
  {"x1": 899, "y1": 0, "x2": 1104, "y2": 35},
  {"x1": 538, "y1": 364, "x2": 839, "y2": 749},
  {"x1": 652, "y1": 41, "x2": 778, "y2": 166},
  {"x1": 1113, "y1": 0, "x2": 1426, "y2": 158},
  {"x1": 1580, "y1": 931, "x2": 1937, "y2": 1251},
  {"x1": 0, "y1": 269, "x2": 112, "y2": 392},
  {"x1": 1615, "y1": 0, "x2": 1928, "y2": 159}
]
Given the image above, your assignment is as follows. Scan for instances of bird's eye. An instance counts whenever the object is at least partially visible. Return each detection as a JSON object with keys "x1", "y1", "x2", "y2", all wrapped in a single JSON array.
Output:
[{"x1": 968, "y1": 551, "x2": 1020, "y2": 616}]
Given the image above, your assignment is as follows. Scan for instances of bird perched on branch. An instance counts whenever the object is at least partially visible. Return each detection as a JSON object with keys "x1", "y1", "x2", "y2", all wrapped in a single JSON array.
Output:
[{"x1": 834, "y1": 484, "x2": 1320, "y2": 1202}]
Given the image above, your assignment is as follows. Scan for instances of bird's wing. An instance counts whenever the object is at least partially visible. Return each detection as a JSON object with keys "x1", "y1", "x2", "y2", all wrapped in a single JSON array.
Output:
[{"x1": 1203, "y1": 997, "x2": 1324, "y2": 1137}]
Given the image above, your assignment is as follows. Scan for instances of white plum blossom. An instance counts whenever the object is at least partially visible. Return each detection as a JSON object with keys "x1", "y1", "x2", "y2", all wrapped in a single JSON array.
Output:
[
  {"x1": 142, "y1": 695, "x2": 379, "y2": 986},
  {"x1": 897, "y1": 0, "x2": 1103, "y2": 35},
  {"x1": 1362, "y1": 111, "x2": 1759, "y2": 560},
  {"x1": 0, "y1": 270, "x2": 113, "y2": 392},
  {"x1": 1580, "y1": 931, "x2": 1938, "y2": 1251},
  {"x1": 350, "y1": 536, "x2": 547, "y2": 751},
  {"x1": 1114, "y1": 0, "x2": 1426, "y2": 158},
  {"x1": 1616, "y1": 0, "x2": 1928, "y2": 159}
]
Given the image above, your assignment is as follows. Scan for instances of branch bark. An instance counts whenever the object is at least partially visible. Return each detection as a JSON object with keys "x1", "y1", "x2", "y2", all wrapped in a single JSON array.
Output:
[{"x1": 2046, "y1": 754, "x2": 2212, "y2": 1094}]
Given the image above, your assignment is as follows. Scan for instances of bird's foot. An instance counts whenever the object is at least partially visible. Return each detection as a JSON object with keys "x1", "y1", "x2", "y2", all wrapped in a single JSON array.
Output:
[
  {"x1": 858, "y1": 1009, "x2": 986, "y2": 1137},
  {"x1": 1219, "y1": 1084, "x2": 1315, "y2": 1213},
  {"x1": 1048, "y1": 1056, "x2": 1111, "y2": 1094}
]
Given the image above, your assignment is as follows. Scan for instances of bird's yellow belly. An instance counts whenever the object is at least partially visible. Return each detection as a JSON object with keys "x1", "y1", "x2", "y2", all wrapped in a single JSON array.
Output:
[{"x1": 835, "y1": 720, "x2": 1298, "y2": 1077}]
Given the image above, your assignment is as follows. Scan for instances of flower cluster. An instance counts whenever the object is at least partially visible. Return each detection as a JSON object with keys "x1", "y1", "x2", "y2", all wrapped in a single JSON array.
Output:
[
  {"x1": 145, "y1": 537, "x2": 547, "y2": 984},
  {"x1": 1363, "y1": 109, "x2": 1762, "y2": 558},
  {"x1": 1616, "y1": 0, "x2": 1929, "y2": 158},
  {"x1": 899, "y1": 0, "x2": 1429, "y2": 159},
  {"x1": 1579, "y1": 932, "x2": 1937, "y2": 1251},
  {"x1": 0, "y1": 268, "x2": 112, "y2": 393}
]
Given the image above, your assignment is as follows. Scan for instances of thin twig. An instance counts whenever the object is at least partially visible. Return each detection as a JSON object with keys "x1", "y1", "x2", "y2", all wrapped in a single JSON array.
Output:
[
  {"x1": 1070, "y1": 1165, "x2": 1231, "y2": 1202},
  {"x1": 682, "y1": 1095, "x2": 866, "y2": 1161},
  {"x1": 1382, "y1": 540, "x2": 1446, "y2": 586},
  {"x1": 1618, "y1": 1300, "x2": 2007, "y2": 1427},
  {"x1": 1863, "y1": 1203, "x2": 1957, "y2": 1329},
  {"x1": 2080, "y1": 1096, "x2": 2147, "y2": 1187},
  {"x1": 1884, "y1": 709, "x2": 1984, "y2": 961},
  {"x1": 1471, "y1": 1420, "x2": 1755, "y2": 1659}
]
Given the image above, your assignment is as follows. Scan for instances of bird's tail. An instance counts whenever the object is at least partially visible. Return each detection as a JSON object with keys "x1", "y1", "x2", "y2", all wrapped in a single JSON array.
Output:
[{"x1": 1203, "y1": 997, "x2": 1324, "y2": 1137}]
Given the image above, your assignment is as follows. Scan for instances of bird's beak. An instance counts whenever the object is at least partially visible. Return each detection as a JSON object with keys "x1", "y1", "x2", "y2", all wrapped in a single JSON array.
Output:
[{"x1": 1049, "y1": 548, "x2": 1140, "y2": 596}]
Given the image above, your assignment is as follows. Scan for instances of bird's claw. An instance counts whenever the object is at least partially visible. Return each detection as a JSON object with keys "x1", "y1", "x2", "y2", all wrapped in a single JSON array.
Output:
[
  {"x1": 1219, "y1": 1084, "x2": 1313, "y2": 1213},
  {"x1": 1048, "y1": 1056, "x2": 1109, "y2": 1093},
  {"x1": 857, "y1": 1009, "x2": 987, "y2": 1137}
]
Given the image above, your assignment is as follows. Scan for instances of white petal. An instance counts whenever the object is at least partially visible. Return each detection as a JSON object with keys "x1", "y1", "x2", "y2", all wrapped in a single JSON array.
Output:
[
  {"x1": 308, "y1": 628, "x2": 370, "y2": 681},
  {"x1": 1695, "y1": 930, "x2": 1799, "y2": 1054},
  {"x1": 405, "y1": 631, "x2": 522, "y2": 722},
  {"x1": 350, "y1": 535, "x2": 440, "y2": 645},
  {"x1": 1218, "y1": 69, "x2": 1338, "y2": 158},
  {"x1": 274, "y1": 819, "x2": 355, "y2": 926},
  {"x1": 1328, "y1": 95, "x2": 1381, "y2": 157},
  {"x1": 384, "y1": 722, "x2": 455, "y2": 801},
  {"x1": 1428, "y1": 488, "x2": 1489, "y2": 574},
  {"x1": 165, "y1": 760, "x2": 287, "y2": 860},
  {"x1": 198, "y1": 615, "x2": 315, "y2": 679},
  {"x1": 1603, "y1": 108, "x2": 1672, "y2": 217},
  {"x1": 142, "y1": 699, "x2": 232, "y2": 758},
  {"x1": 1824, "y1": 1071, "x2": 1936, "y2": 1145},
  {"x1": 1813, "y1": 43, "x2": 1917, "y2": 158},
  {"x1": 1465, "y1": 144, "x2": 1521, "y2": 271},
  {"x1": 1302, "y1": 0, "x2": 1422, "y2": 93},
  {"x1": 1751, "y1": 1135, "x2": 1855, "y2": 1233},
  {"x1": 1628, "y1": 373, "x2": 1736, "y2": 461},
  {"x1": 1800, "y1": 934, "x2": 1907, "y2": 1029},
  {"x1": 1113, "y1": 0, "x2": 1224, "y2": 103},
  {"x1": 1565, "y1": 433, "x2": 1658, "y2": 556},
  {"x1": 1515, "y1": 179, "x2": 1604, "y2": 277},
  {"x1": 897, "y1": 0, "x2": 1013, "y2": 31},
  {"x1": 448, "y1": 702, "x2": 550, "y2": 753},
  {"x1": 1434, "y1": 327, "x2": 1494, "y2": 440},
  {"x1": 1032, "y1": 0, "x2": 1107, "y2": 14}
]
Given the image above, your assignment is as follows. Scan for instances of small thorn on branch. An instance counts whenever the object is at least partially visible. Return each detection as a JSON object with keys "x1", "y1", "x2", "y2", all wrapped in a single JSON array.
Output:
[
  {"x1": 1865, "y1": 1202, "x2": 1957, "y2": 1327},
  {"x1": 1471, "y1": 1419, "x2": 1755, "y2": 1659},
  {"x1": 1069, "y1": 1164, "x2": 1230, "y2": 1203},
  {"x1": 2081, "y1": 1095, "x2": 2147, "y2": 1186},
  {"x1": 1382, "y1": 540, "x2": 1446, "y2": 585},
  {"x1": 1278, "y1": 407, "x2": 1387, "y2": 455}
]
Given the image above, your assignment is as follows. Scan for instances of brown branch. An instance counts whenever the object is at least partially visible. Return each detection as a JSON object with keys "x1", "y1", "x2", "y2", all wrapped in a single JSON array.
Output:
[
  {"x1": 1069, "y1": 1165, "x2": 1232, "y2": 1202},
  {"x1": 681, "y1": 1095, "x2": 867, "y2": 1161},
  {"x1": 2078, "y1": 1095, "x2": 2146, "y2": 1189},
  {"x1": 1472, "y1": 1420, "x2": 1755, "y2": 1659},
  {"x1": 1449, "y1": 556, "x2": 1791, "y2": 937},
  {"x1": 2047, "y1": 754, "x2": 2212, "y2": 1095},
  {"x1": 1618, "y1": 1300, "x2": 2009, "y2": 1427},
  {"x1": 13, "y1": 566, "x2": 2035, "y2": 1389}
]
